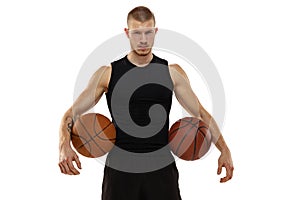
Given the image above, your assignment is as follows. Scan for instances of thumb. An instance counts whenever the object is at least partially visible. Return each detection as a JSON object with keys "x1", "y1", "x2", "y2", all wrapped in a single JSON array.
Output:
[{"x1": 217, "y1": 165, "x2": 222, "y2": 175}]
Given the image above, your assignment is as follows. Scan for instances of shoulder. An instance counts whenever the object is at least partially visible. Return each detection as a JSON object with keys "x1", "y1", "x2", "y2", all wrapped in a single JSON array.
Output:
[
  {"x1": 169, "y1": 64, "x2": 185, "y2": 74},
  {"x1": 90, "y1": 65, "x2": 111, "y2": 89},
  {"x1": 169, "y1": 64, "x2": 189, "y2": 85},
  {"x1": 93, "y1": 65, "x2": 111, "y2": 77}
]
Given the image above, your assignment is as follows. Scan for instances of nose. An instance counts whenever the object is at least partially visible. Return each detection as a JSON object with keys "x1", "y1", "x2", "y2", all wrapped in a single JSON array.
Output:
[{"x1": 140, "y1": 32, "x2": 147, "y2": 43}]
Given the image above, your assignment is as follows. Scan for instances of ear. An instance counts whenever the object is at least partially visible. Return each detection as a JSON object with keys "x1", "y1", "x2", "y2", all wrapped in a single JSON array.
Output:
[
  {"x1": 155, "y1": 27, "x2": 158, "y2": 34},
  {"x1": 124, "y1": 28, "x2": 130, "y2": 38}
]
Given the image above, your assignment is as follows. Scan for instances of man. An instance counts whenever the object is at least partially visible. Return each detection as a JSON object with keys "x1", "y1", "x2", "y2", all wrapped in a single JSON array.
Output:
[{"x1": 59, "y1": 6, "x2": 234, "y2": 200}]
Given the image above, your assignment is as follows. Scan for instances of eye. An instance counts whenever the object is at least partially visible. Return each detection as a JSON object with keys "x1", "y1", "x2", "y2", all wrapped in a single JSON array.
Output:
[
  {"x1": 132, "y1": 31, "x2": 142, "y2": 35},
  {"x1": 145, "y1": 30, "x2": 154, "y2": 35}
]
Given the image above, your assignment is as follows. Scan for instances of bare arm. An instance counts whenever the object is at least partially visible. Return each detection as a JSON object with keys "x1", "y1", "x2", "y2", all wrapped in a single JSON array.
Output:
[
  {"x1": 58, "y1": 65, "x2": 111, "y2": 175},
  {"x1": 169, "y1": 64, "x2": 234, "y2": 182}
]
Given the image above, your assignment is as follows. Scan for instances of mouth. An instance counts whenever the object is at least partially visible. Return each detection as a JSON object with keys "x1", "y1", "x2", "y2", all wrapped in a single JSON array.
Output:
[{"x1": 137, "y1": 46, "x2": 149, "y2": 51}]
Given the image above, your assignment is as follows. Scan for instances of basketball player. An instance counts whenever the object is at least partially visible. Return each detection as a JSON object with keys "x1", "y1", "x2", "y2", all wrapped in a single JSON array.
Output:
[{"x1": 59, "y1": 6, "x2": 234, "y2": 200}]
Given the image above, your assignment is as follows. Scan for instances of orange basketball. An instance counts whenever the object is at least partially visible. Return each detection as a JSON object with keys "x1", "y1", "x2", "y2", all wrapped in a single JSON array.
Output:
[
  {"x1": 168, "y1": 117, "x2": 212, "y2": 161},
  {"x1": 71, "y1": 113, "x2": 116, "y2": 158}
]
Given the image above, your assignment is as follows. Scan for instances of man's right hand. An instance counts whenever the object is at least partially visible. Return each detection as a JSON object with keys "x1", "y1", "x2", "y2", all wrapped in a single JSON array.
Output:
[{"x1": 58, "y1": 145, "x2": 82, "y2": 175}]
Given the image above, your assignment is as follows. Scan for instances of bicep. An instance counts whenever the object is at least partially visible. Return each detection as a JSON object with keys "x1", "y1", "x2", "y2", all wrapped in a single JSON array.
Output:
[
  {"x1": 72, "y1": 66, "x2": 110, "y2": 115},
  {"x1": 85, "y1": 66, "x2": 110, "y2": 97},
  {"x1": 174, "y1": 78, "x2": 202, "y2": 118},
  {"x1": 170, "y1": 64, "x2": 203, "y2": 118}
]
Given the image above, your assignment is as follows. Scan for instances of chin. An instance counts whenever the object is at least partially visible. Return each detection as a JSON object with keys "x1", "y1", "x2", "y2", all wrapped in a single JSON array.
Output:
[{"x1": 134, "y1": 48, "x2": 152, "y2": 56}]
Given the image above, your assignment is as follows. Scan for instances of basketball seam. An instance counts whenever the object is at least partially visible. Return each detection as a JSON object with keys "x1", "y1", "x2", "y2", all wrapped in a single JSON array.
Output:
[
  {"x1": 93, "y1": 115, "x2": 116, "y2": 141},
  {"x1": 192, "y1": 129, "x2": 198, "y2": 160},
  {"x1": 71, "y1": 134, "x2": 92, "y2": 153},
  {"x1": 170, "y1": 118, "x2": 196, "y2": 159},
  {"x1": 77, "y1": 116, "x2": 106, "y2": 156},
  {"x1": 198, "y1": 127, "x2": 210, "y2": 147},
  {"x1": 170, "y1": 117, "x2": 210, "y2": 160},
  {"x1": 175, "y1": 124, "x2": 195, "y2": 158}
]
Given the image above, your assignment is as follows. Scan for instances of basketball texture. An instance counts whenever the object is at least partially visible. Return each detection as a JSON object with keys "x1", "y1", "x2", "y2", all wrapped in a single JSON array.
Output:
[
  {"x1": 168, "y1": 117, "x2": 212, "y2": 161},
  {"x1": 71, "y1": 113, "x2": 116, "y2": 158}
]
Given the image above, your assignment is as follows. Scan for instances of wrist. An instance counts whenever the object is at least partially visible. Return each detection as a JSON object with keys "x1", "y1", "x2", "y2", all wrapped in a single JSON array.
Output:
[
  {"x1": 59, "y1": 140, "x2": 72, "y2": 151},
  {"x1": 220, "y1": 146, "x2": 230, "y2": 154},
  {"x1": 59, "y1": 130, "x2": 72, "y2": 149}
]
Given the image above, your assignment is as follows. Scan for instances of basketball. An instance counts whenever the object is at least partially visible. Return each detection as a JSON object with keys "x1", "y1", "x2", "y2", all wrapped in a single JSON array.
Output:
[
  {"x1": 168, "y1": 117, "x2": 212, "y2": 161},
  {"x1": 71, "y1": 113, "x2": 116, "y2": 158}
]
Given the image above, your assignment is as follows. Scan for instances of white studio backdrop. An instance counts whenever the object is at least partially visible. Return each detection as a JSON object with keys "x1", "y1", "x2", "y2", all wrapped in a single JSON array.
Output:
[{"x1": 0, "y1": 0, "x2": 299, "y2": 199}]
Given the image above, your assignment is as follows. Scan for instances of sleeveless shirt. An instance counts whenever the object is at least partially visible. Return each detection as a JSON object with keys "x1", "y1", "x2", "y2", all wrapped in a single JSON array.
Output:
[{"x1": 105, "y1": 54, "x2": 174, "y2": 153}]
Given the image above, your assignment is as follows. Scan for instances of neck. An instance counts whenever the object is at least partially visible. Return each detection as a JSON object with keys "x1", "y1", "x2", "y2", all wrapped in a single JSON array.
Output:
[{"x1": 127, "y1": 51, "x2": 153, "y2": 67}]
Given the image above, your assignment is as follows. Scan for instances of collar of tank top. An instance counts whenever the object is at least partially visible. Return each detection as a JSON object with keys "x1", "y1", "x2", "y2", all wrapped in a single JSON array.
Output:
[{"x1": 126, "y1": 53, "x2": 154, "y2": 67}]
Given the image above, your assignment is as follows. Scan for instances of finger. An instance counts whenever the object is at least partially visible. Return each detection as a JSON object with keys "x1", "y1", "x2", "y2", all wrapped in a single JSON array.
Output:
[
  {"x1": 217, "y1": 164, "x2": 223, "y2": 175},
  {"x1": 62, "y1": 159, "x2": 74, "y2": 175},
  {"x1": 220, "y1": 174, "x2": 230, "y2": 183},
  {"x1": 74, "y1": 155, "x2": 82, "y2": 169},
  {"x1": 220, "y1": 165, "x2": 234, "y2": 183},
  {"x1": 67, "y1": 159, "x2": 80, "y2": 175},
  {"x1": 58, "y1": 163, "x2": 65, "y2": 174},
  {"x1": 59, "y1": 160, "x2": 70, "y2": 175}
]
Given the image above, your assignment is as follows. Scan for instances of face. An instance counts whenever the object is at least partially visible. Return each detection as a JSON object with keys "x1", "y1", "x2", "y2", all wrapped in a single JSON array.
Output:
[{"x1": 125, "y1": 19, "x2": 157, "y2": 56}]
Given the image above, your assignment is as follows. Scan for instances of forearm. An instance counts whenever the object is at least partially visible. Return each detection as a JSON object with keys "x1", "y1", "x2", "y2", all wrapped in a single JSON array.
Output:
[
  {"x1": 212, "y1": 130, "x2": 230, "y2": 154},
  {"x1": 59, "y1": 109, "x2": 74, "y2": 150},
  {"x1": 59, "y1": 92, "x2": 99, "y2": 146},
  {"x1": 59, "y1": 100, "x2": 97, "y2": 148},
  {"x1": 58, "y1": 108, "x2": 83, "y2": 175},
  {"x1": 200, "y1": 110, "x2": 229, "y2": 153}
]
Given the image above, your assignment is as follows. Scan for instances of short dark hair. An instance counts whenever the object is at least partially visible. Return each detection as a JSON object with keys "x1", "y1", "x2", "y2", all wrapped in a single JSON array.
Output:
[{"x1": 127, "y1": 6, "x2": 156, "y2": 25}]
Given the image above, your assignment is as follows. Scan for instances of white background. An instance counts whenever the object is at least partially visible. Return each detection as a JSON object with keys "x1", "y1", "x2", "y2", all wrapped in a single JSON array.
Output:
[{"x1": 1, "y1": 0, "x2": 299, "y2": 199}]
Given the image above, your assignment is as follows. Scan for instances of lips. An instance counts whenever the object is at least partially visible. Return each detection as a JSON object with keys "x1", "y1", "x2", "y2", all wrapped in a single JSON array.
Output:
[{"x1": 137, "y1": 46, "x2": 149, "y2": 50}]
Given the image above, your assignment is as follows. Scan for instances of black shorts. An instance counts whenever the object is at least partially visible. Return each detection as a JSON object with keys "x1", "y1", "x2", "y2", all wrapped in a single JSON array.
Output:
[{"x1": 101, "y1": 162, "x2": 182, "y2": 200}]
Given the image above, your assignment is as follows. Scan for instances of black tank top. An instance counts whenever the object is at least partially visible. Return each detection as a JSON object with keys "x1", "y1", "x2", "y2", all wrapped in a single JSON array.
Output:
[{"x1": 105, "y1": 54, "x2": 174, "y2": 153}]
